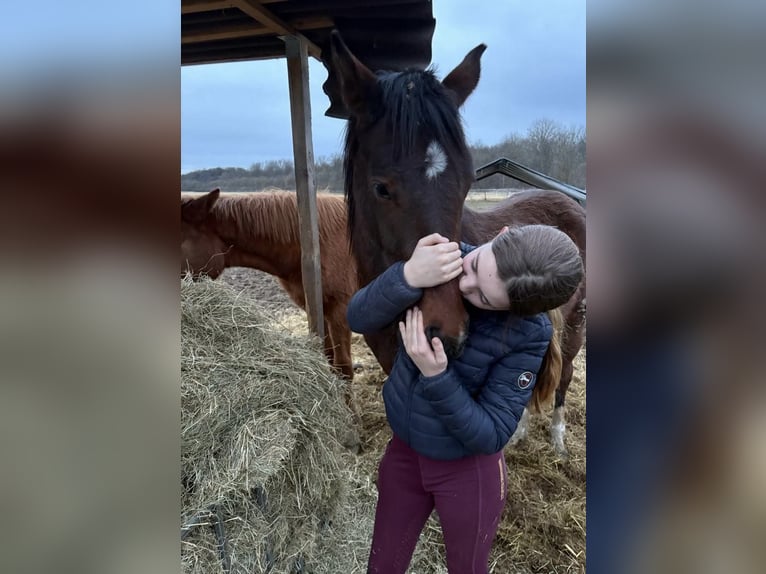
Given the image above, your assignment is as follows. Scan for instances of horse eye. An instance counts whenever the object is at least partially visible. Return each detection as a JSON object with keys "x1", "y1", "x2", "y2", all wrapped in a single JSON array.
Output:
[{"x1": 372, "y1": 182, "x2": 391, "y2": 200}]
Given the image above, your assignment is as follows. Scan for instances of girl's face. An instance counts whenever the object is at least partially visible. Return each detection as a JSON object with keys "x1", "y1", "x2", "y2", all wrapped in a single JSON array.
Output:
[{"x1": 458, "y1": 243, "x2": 510, "y2": 310}]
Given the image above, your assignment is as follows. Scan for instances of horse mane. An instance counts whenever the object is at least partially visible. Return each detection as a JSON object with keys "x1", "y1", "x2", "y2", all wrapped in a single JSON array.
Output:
[
  {"x1": 342, "y1": 68, "x2": 469, "y2": 246},
  {"x1": 209, "y1": 191, "x2": 348, "y2": 248}
]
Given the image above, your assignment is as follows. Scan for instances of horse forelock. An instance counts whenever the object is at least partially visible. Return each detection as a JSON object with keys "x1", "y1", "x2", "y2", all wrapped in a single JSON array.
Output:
[{"x1": 376, "y1": 68, "x2": 467, "y2": 159}]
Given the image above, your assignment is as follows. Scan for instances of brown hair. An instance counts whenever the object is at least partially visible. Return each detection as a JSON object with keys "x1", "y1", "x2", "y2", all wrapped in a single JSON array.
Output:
[
  {"x1": 530, "y1": 307, "x2": 565, "y2": 412},
  {"x1": 492, "y1": 225, "x2": 583, "y2": 411},
  {"x1": 492, "y1": 224, "x2": 583, "y2": 316}
]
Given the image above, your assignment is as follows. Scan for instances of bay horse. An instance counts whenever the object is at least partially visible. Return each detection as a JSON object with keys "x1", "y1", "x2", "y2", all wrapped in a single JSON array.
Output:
[
  {"x1": 181, "y1": 189, "x2": 357, "y2": 381},
  {"x1": 327, "y1": 31, "x2": 586, "y2": 455}
]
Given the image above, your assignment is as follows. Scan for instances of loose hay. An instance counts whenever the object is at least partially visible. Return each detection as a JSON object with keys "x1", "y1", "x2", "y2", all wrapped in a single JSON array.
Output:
[{"x1": 181, "y1": 277, "x2": 366, "y2": 573}]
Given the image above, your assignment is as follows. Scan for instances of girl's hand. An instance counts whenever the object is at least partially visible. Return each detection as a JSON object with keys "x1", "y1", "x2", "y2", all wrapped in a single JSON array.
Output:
[
  {"x1": 402, "y1": 233, "x2": 462, "y2": 288},
  {"x1": 398, "y1": 307, "x2": 448, "y2": 377}
]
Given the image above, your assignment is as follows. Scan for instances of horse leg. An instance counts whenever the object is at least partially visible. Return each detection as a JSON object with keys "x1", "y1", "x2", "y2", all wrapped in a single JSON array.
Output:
[
  {"x1": 509, "y1": 407, "x2": 530, "y2": 446},
  {"x1": 330, "y1": 318, "x2": 357, "y2": 410},
  {"x1": 551, "y1": 361, "x2": 573, "y2": 458},
  {"x1": 322, "y1": 315, "x2": 353, "y2": 380},
  {"x1": 321, "y1": 321, "x2": 337, "y2": 369},
  {"x1": 328, "y1": 310, "x2": 357, "y2": 406},
  {"x1": 331, "y1": 322, "x2": 354, "y2": 382},
  {"x1": 551, "y1": 296, "x2": 586, "y2": 457},
  {"x1": 327, "y1": 307, "x2": 362, "y2": 453}
]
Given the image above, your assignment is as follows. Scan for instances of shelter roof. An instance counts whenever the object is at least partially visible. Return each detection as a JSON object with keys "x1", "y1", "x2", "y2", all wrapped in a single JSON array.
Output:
[{"x1": 182, "y1": 0, "x2": 435, "y2": 117}]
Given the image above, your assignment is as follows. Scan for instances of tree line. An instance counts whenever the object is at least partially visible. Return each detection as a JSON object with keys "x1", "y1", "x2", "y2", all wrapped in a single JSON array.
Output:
[{"x1": 182, "y1": 119, "x2": 585, "y2": 192}]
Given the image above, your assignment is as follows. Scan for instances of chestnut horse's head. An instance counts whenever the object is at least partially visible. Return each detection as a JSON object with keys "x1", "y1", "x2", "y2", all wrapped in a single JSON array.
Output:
[
  {"x1": 181, "y1": 188, "x2": 228, "y2": 279},
  {"x1": 328, "y1": 31, "x2": 486, "y2": 356}
]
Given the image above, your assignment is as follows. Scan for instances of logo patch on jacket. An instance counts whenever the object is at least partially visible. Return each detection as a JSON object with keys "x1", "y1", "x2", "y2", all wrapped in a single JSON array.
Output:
[{"x1": 517, "y1": 371, "x2": 534, "y2": 389}]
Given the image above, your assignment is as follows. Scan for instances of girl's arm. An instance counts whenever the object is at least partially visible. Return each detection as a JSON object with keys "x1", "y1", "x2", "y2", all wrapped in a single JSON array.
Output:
[
  {"x1": 347, "y1": 234, "x2": 462, "y2": 334},
  {"x1": 346, "y1": 261, "x2": 423, "y2": 333}
]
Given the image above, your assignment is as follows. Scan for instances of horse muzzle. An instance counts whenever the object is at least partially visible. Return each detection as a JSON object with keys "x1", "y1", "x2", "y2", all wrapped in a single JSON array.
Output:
[
  {"x1": 419, "y1": 281, "x2": 469, "y2": 359},
  {"x1": 426, "y1": 325, "x2": 467, "y2": 358}
]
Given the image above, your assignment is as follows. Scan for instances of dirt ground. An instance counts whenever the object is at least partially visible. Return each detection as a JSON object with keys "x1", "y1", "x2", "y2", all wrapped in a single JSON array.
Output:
[
  {"x1": 219, "y1": 267, "x2": 299, "y2": 316},
  {"x1": 219, "y1": 266, "x2": 586, "y2": 573}
]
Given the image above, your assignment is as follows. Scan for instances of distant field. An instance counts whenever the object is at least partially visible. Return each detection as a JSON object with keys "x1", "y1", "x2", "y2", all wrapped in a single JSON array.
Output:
[
  {"x1": 464, "y1": 198, "x2": 501, "y2": 212},
  {"x1": 182, "y1": 189, "x2": 506, "y2": 213}
]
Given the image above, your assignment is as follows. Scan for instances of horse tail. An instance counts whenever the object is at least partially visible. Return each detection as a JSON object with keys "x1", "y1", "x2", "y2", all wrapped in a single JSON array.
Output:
[{"x1": 530, "y1": 307, "x2": 564, "y2": 413}]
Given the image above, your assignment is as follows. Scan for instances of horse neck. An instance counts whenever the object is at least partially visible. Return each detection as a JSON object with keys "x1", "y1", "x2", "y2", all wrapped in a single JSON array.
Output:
[
  {"x1": 460, "y1": 203, "x2": 523, "y2": 245},
  {"x1": 212, "y1": 194, "x2": 303, "y2": 279},
  {"x1": 462, "y1": 192, "x2": 588, "y2": 256},
  {"x1": 460, "y1": 205, "x2": 499, "y2": 245},
  {"x1": 226, "y1": 245, "x2": 300, "y2": 279},
  {"x1": 355, "y1": 258, "x2": 386, "y2": 288}
]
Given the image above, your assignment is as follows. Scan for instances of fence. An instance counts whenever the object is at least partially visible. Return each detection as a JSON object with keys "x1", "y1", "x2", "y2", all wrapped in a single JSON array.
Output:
[{"x1": 465, "y1": 188, "x2": 536, "y2": 202}]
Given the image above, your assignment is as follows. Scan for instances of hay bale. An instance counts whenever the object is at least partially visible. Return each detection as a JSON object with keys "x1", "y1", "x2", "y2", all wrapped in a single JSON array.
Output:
[{"x1": 181, "y1": 277, "x2": 363, "y2": 573}]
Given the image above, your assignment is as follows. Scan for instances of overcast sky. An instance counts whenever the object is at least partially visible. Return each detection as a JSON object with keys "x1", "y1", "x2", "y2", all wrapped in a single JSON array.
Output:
[{"x1": 181, "y1": 1, "x2": 585, "y2": 174}]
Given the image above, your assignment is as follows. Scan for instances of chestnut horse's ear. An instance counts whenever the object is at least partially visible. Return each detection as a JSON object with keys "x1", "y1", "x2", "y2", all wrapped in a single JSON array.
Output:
[
  {"x1": 182, "y1": 188, "x2": 220, "y2": 224},
  {"x1": 327, "y1": 30, "x2": 379, "y2": 118},
  {"x1": 441, "y1": 44, "x2": 487, "y2": 108}
]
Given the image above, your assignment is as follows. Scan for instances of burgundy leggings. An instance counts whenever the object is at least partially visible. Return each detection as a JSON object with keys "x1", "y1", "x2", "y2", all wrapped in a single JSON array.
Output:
[{"x1": 367, "y1": 435, "x2": 508, "y2": 574}]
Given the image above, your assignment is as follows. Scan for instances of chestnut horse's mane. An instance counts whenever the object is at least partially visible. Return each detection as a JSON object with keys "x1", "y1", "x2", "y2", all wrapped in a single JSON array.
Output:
[{"x1": 185, "y1": 190, "x2": 348, "y2": 249}]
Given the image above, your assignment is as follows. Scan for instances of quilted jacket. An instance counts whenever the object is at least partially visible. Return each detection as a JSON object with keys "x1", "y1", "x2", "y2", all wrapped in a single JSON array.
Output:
[{"x1": 346, "y1": 244, "x2": 553, "y2": 460}]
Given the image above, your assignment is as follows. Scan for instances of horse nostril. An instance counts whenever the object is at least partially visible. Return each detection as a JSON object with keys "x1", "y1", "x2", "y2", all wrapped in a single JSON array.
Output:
[
  {"x1": 434, "y1": 328, "x2": 467, "y2": 360},
  {"x1": 423, "y1": 326, "x2": 467, "y2": 359},
  {"x1": 425, "y1": 326, "x2": 440, "y2": 341}
]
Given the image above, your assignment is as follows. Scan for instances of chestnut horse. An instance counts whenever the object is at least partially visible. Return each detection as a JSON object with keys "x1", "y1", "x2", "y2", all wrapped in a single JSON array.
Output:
[
  {"x1": 181, "y1": 189, "x2": 357, "y2": 380},
  {"x1": 327, "y1": 31, "x2": 586, "y2": 455}
]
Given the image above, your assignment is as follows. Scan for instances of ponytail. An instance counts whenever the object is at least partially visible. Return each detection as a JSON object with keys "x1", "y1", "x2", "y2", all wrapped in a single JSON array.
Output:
[{"x1": 529, "y1": 307, "x2": 564, "y2": 413}]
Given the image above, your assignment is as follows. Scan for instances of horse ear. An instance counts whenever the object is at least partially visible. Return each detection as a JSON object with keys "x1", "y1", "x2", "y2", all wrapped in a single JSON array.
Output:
[
  {"x1": 182, "y1": 188, "x2": 220, "y2": 224},
  {"x1": 441, "y1": 44, "x2": 487, "y2": 108},
  {"x1": 327, "y1": 30, "x2": 378, "y2": 117}
]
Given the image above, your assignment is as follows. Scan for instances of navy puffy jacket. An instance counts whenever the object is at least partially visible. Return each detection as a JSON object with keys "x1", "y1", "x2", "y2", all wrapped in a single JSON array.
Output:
[{"x1": 346, "y1": 244, "x2": 553, "y2": 460}]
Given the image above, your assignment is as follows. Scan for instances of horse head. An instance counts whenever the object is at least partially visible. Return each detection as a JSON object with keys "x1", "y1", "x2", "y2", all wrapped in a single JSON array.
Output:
[
  {"x1": 328, "y1": 31, "x2": 486, "y2": 357},
  {"x1": 181, "y1": 188, "x2": 228, "y2": 279}
]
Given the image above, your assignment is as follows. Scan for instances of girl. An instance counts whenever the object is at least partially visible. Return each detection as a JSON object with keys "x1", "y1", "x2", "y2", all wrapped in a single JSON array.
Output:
[{"x1": 347, "y1": 224, "x2": 584, "y2": 573}]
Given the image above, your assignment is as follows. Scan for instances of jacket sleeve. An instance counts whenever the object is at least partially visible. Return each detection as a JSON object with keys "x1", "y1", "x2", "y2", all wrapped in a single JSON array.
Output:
[
  {"x1": 418, "y1": 321, "x2": 552, "y2": 454},
  {"x1": 346, "y1": 261, "x2": 423, "y2": 334},
  {"x1": 459, "y1": 242, "x2": 476, "y2": 256}
]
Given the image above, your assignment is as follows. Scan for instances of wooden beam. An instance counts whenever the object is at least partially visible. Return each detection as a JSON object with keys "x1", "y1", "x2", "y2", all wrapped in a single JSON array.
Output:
[
  {"x1": 182, "y1": 16, "x2": 333, "y2": 45},
  {"x1": 181, "y1": 0, "x2": 284, "y2": 14},
  {"x1": 233, "y1": 0, "x2": 322, "y2": 58},
  {"x1": 182, "y1": 49, "x2": 286, "y2": 65},
  {"x1": 182, "y1": 1, "x2": 237, "y2": 15},
  {"x1": 183, "y1": 23, "x2": 263, "y2": 44},
  {"x1": 285, "y1": 35, "x2": 324, "y2": 341}
]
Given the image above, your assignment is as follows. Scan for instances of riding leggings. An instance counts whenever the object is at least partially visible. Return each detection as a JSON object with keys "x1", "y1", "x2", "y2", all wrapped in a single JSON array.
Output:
[{"x1": 367, "y1": 434, "x2": 508, "y2": 574}]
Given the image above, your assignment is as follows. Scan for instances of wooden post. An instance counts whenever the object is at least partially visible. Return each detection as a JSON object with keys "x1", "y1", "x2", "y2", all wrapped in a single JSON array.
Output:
[{"x1": 285, "y1": 35, "x2": 324, "y2": 340}]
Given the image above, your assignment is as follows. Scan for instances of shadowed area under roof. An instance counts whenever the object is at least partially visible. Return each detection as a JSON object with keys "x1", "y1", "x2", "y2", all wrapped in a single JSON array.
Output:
[{"x1": 181, "y1": 0, "x2": 435, "y2": 118}]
